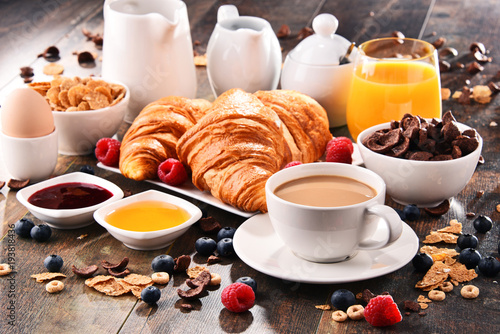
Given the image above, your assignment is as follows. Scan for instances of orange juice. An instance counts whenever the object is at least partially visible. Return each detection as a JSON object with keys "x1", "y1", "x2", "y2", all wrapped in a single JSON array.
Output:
[
  {"x1": 346, "y1": 60, "x2": 441, "y2": 140},
  {"x1": 105, "y1": 200, "x2": 190, "y2": 232}
]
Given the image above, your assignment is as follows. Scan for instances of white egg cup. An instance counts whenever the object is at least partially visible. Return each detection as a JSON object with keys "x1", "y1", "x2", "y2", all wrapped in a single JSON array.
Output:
[{"x1": 0, "y1": 128, "x2": 58, "y2": 182}]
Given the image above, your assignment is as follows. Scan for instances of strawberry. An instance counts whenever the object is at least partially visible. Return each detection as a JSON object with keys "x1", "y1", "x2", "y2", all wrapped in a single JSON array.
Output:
[
  {"x1": 284, "y1": 161, "x2": 302, "y2": 168},
  {"x1": 327, "y1": 136, "x2": 354, "y2": 154},
  {"x1": 326, "y1": 139, "x2": 353, "y2": 164},
  {"x1": 158, "y1": 158, "x2": 188, "y2": 186},
  {"x1": 221, "y1": 282, "x2": 255, "y2": 313},
  {"x1": 95, "y1": 138, "x2": 121, "y2": 167},
  {"x1": 364, "y1": 295, "x2": 402, "y2": 327}
]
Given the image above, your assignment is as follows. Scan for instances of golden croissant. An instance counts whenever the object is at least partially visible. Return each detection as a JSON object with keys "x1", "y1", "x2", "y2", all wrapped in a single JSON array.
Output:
[
  {"x1": 176, "y1": 88, "x2": 331, "y2": 212},
  {"x1": 119, "y1": 96, "x2": 212, "y2": 181}
]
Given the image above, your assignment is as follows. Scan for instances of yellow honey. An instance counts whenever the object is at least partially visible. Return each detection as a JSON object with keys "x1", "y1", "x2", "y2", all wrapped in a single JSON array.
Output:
[{"x1": 104, "y1": 200, "x2": 190, "y2": 232}]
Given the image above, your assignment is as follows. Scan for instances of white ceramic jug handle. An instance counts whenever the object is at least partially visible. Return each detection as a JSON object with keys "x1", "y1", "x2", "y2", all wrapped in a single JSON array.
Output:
[
  {"x1": 217, "y1": 4, "x2": 239, "y2": 23},
  {"x1": 358, "y1": 204, "x2": 403, "y2": 250}
]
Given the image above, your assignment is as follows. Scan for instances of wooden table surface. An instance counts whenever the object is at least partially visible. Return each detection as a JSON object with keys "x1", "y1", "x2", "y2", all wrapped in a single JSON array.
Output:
[{"x1": 1, "y1": 1, "x2": 499, "y2": 333}]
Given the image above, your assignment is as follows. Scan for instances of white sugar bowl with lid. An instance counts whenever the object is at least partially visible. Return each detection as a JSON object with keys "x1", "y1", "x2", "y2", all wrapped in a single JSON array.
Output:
[{"x1": 281, "y1": 13, "x2": 357, "y2": 127}]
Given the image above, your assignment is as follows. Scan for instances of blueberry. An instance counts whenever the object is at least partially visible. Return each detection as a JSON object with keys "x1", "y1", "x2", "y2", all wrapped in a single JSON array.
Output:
[
  {"x1": 141, "y1": 286, "x2": 161, "y2": 305},
  {"x1": 458, "y1": 248, "x2": 482, "y2": 269},
  {"x1": 478, "y1": 256, "x2": 500, "y2": 277},
  {"x1": 151, "y1": 255, "x2": 175, "y2": 274},
  {"x1": 217, "y1": 238, "x2": 234, "y2": 257},
  {"x1": 330, "y1": 289, "x2": 356, "y2": 311},
  {"x1": 44, "y1": 254, "x2": 63, "y2": 272},
  {"x1": 195, "y1": 237, "x2": 217, "y2": 256},
  {"x1": 30, "y1": 224, "x2": 52, "y2": 242},
  {"x1": 236, "y1": 276, "x2": 257, "y2": 293},
  {"x1": 80, "y1": 165, "x2": 95, "y2": 175},
  {"x1": 403, "y1": 205, "x2": 420, "y2": 221},
  {"x1": 412, "y1": 252, "x2": 434, "y2": 272},
  {"x1": 457, "y1": 233, "x2": 479, "y2": 250},
  {"x1": 394, "y1": 208, "x2": 406, "y2": 221},
  {"x1": 473, "y1": 215, "x2": 493, "y2": 233},
  {"x1": 14, "y1": 218, "x2": 35, "y2": 238},
  {"x1": 217, "y1": 227, "x2": 236, "y2": 241}
]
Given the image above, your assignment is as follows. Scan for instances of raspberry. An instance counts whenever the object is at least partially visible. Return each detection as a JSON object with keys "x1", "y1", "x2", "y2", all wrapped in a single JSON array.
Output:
[
  {"x1": 95, "y1": 138, "x2": 121, "y2": 167},
  {"x1": 284, "y1": 161, "x2": 302, "y2": 168},
  {"x1": 326, "y1": 139, "x2": 352, "y2": 164},
  {"x1": 221, "y1": 282, "x2": 255, "y2": 313},
  {"x1": 364, "y1": 295, "x2": 402, "y2": 327},
  {"x1": 327, "y1": 137, "x2": 354, "y2": 154},
  {"x1": 158, "y1": 158, "x2": 188, "y2": 186}
]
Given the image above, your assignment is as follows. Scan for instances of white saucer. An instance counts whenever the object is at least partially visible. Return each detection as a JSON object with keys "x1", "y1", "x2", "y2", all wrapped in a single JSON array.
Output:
[{"x1": 233, "y1": 213, "x2": 418, "y2": 284}]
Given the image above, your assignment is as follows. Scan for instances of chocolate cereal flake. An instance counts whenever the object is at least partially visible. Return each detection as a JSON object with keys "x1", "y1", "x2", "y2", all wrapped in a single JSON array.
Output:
[
  {"x1": 8, "y1": 179, "x2": 29, "y2": 190},
  {"x1": 72, "y1": 264, "x2": 99, "y2": 278},
  {"x1": 174, "y1": 255, "x2": 191, "y2": 273},
  {"x1": 101, "y1": 257, "x2": 129, "y2": 271}
]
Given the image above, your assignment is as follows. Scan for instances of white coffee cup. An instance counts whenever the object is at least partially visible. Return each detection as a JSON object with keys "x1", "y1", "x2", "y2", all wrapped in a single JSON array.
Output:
[{"x1": 265, "y1": 162, "x2": 403, "y2": 263}]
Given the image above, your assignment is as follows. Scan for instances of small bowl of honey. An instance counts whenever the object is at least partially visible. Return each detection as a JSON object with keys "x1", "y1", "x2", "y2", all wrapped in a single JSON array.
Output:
[
  {"x1": 93, "y1": 190, "x2": 203, "y2": 250},
  {"x1": 16, "y1": 172, "x2": 125, "y2": 229}
]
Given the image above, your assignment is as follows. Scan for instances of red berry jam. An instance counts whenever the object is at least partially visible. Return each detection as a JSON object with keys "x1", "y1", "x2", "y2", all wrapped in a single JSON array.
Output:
[{"x1": 28, "y1": 182, "x2": 113, "y2": 209}]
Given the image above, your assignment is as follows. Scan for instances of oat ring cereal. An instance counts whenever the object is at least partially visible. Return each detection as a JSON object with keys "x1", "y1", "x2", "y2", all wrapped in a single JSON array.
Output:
[
  {"x1": 46, "y1": 280, "x2": 65, "y2": 293},
  {"x1": 461, "y1": 285, "x2": 479, "y2": 299},
  {"x1": 331, "y1": 310, "x2": 348, "y2": 322},
  {"x1": 428, "y1": 289, "x2": 446, "y2": 301},
  {"x1": 346, "y1": 305, "x2": 365, "y2": 320},
  {"x1": 0, "y1": 263, "x2": 12, "y2": 276},
  {"x1": 209, "y1": 273, "x2": 221, "y2": 286},
  {"x1": 439, "y1": 281, "x2": 454, "y2": 292},
  {"x1": 151, "y1": 272, "x2": 170, "y2": 284}
]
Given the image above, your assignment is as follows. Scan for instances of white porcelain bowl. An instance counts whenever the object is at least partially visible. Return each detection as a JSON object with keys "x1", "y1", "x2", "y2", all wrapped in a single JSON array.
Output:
[
  {"x1": 357, "y1": 121, "x2": 483, "y2": 208},
  {"x1": 16, "y1": 172, "x2": 124, "y2": 229},
  {"x1": 52, "y1": 80, "x2": 129, "y2": 155},
  {"x1": 93, "y1": 190, "x2": 203, "y2": 251}
]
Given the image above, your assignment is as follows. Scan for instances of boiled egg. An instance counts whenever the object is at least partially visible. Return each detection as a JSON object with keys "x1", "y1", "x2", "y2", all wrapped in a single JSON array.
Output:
[{"x1": 1, "y1": 87, "x2": 55, "y2": 138}]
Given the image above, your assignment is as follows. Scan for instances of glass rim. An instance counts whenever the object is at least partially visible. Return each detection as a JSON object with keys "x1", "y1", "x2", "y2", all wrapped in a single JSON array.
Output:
[{"x1": 358, "y1": 37, "x2": 436, "y2": 62}]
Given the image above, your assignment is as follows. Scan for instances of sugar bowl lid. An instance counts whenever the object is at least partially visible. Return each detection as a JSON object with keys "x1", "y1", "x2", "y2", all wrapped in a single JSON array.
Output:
[{"x1": 288, "y1": 13, "x2": 352, "y2": 66}]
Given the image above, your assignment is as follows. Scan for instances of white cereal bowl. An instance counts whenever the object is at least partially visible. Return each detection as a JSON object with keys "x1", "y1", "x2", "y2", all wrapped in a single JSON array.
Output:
[
  {"x1": 52, "y1": 80, "x2": 129, "y2": 156},
  {"x1": 93, "y1": 190, "x2": 203, "y2": 251},
  {"x1": 357, "y1": 121, "x2": 483, "y2": 208},
  {"x1": 16, "y1": 172, "x2": 124, "y2": 229}
]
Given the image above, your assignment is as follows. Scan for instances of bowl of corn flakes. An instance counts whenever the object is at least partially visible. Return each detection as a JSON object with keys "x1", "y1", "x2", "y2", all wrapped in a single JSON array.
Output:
[{"x1": 29, "y1": 76, "x2": 129, "y2": 155}]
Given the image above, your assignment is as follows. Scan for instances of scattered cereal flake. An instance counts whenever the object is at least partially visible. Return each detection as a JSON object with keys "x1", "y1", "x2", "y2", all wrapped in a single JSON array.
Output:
[
  {"x1": 315, "y1": 304, "x2": 332, "y2": 310},
  {"x1": 419, "y1": 303, "x2": 429, "y2": 310},
  {"x1": 415, "y1": 261, "x2": 449, "y2": 290},
  {"x1": 437, "y1": 219, "x2": 462, "y2": 234},
  {"x1": 85, "y1": 275, "x2": 115, "y2": 287},
  {"x1": 123, "y1": 273, "x2": 152, "y2": 286},
  {"x1": 423, "y1": 231, "x2": 458, "y2": 244},
  {"x1": 417, "y1": 295, "x2": 432, "y2": 303},
  {"x1": 194, "y1": 54, "x2": 207, "y2": 66},
  {"x1": 441, "y1": 88, "x2": 451, "y2": 100},
  {"x1": 496, "y1": 204, "x2": 500, "y2": 213},
  {"x1": 92, "y1": 279, "x2": 129, "y2": 296},
  {"x1": 448, "y1": 262, "x2": 478, "y2": 283},
  {"x1": 77, "y1": 234, "x2": 88, "y2": 240},
  {"x1": 186, "y1": 266, "x2": 208, "y2": 279},
  {"x1": 420, "y1": 245, "x2": 459, "y2": 258},
  {"x1": 452, "y1": 91, "x2": 462, "y2": 99},
  {"x1": 43, "y1": 63, "x2": 64, "y2": 75},
  {"x1": 472, "y1": 85, "x2": 492, "y2": 104},
  {"x1": 491, "y1": 121, "x2": 498, "y2": 127},
  {"x1": 31, "y1": 272, "x2": 66, "y2": 283}
]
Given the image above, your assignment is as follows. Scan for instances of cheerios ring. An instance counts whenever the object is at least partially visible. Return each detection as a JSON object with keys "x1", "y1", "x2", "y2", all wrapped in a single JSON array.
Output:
[
  {"x1": 439, "y1": 281, "x2": 454, "y2": 292},
  {"x1": 46, "y1": 280, "x2": 64, "y2": 293},
  {"x1": 347, "y1": 305, "x2": 364, "y2": 320},
  {"x1": 428, "y1": 290, "x2": 446, "y2": 301},
  {"x1": 332, "y1": 310, "x2": 348, "y2": 322},
  {"x1": 461, "y1": 285, "x2": 479, "y2": 299},
  {"x1": 0, "y1": 263, "x2": 12, "y2": 276},
  {"x1": 151, "y1": 272, "x2": 170, "y2": 284}
]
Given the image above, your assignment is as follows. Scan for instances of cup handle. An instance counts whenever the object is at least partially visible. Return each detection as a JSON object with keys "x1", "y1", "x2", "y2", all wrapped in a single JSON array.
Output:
[
  {"x1": 358, "y1": 204, "x2": 403, "y2": 250},
  {"x1": 217, "y1": 5, "x2": 239, "y2": 23}
]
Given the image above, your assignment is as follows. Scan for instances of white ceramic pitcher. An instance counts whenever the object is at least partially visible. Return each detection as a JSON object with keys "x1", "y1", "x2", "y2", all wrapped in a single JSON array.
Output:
[
  {"x1": 206, "y1": 5, "x2": 282, "y2": 97},
  {"x1": 102, "y1": 0, "x2": 197, "y2": 123}
]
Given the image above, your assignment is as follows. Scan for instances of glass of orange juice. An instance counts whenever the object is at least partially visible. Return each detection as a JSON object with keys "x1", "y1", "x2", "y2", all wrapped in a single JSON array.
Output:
[{"x1": 346, "y1": 38, "x2": 441, "y2": 141}]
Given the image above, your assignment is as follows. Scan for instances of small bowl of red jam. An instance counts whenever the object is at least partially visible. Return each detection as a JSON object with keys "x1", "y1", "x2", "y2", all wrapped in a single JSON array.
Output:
[
  {"x1": 93, "y1": 190, "x2": 202, "y2": 250},
  {"x1": 16, "y1": 172, "x2": 124, "y2": 229}
]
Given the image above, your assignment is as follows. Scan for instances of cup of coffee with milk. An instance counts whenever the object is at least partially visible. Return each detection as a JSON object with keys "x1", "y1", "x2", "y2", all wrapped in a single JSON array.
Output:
[{"x1": 265, "y1": 162, "x2": 403, "y2": 263}]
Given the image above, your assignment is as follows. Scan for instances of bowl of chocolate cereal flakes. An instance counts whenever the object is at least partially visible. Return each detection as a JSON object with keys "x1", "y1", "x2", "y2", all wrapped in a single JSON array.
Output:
[
  {"x1": 28, "y1": 76, "x2": 129, "y2": 156},
  {"x1": 357, "y1": 111, "x2": 482, "y2": 208}
]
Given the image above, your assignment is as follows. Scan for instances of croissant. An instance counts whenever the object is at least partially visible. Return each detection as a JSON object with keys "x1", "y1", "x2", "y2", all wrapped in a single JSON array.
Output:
[
  {"x1": 176, "y1": 89, "x2": 290, "y2": 212},
  {"x1": 119, "y1": 96, "x2": 212, "y2": 181},
  {"x1": 254, "y1": 89, "x2": 332, "y2": 162}
]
